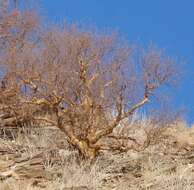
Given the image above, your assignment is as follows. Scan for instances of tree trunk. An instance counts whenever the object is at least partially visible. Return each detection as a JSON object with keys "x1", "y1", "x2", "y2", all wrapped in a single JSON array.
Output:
[
  {"x1": 76, "y1": 140, "x2": 98, "y2": 160},
  {"x1": 57, "y1": 122, "x2": 99, "y2": 160}
]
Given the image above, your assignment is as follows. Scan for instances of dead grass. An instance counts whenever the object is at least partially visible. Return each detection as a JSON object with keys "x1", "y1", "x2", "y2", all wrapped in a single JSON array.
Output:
[{"x1": 0, "y1": 117, "x2": 194, "y2": 190}]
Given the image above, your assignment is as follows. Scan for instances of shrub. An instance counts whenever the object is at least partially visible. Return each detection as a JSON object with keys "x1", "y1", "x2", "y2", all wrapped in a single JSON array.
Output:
[{"x1": 0, "y1": 0, "x2": 178, "y2": 160}]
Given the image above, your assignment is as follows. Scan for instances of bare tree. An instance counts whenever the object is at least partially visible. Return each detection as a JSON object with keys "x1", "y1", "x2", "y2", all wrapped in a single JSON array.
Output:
[{"x1": 0, "y1": 1, "x2": 178, "y2": 160}]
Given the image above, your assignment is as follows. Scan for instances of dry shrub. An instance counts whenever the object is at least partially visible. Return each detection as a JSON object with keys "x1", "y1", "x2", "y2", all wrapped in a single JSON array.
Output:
[{"x1": 0, "y1": 0, "x2": 179, "y2": 160}]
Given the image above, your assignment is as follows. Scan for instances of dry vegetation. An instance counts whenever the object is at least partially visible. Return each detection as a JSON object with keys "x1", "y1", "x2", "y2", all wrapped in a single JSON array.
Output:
[
  {"x1": 0, "y1": 0, "x2": 176, "y2": 160},
  {"x1": 1, "y1": 117, "x2": 194, "y2": 190},
  {"x1": 0, "y1": 1, "x2": 193, "y2": 190}
]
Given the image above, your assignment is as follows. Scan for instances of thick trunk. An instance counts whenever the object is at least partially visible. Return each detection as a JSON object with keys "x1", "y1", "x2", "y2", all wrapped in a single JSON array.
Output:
[
  {"x1": 76, "y1": 140, "x2": 98, "y2": 160},
  {"x1": 58, "y1": 121, "x2": 99, "y2": 160}
]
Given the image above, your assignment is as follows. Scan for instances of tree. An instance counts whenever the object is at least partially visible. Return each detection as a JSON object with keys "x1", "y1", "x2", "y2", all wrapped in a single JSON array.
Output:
[{"x1": 0, "y1": 1, "x2": 177, "y2": 160}]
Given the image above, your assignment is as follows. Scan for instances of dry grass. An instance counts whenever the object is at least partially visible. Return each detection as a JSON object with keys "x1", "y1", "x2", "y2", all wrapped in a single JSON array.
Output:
[{"x1": 0, "y1": 116, "x2": 194, "y2": 190}]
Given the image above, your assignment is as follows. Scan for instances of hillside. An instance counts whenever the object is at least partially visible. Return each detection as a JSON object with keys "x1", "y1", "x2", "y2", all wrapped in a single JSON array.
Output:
[{"x1": 0, "y1": 120, "x2": 194, "y2": 190}]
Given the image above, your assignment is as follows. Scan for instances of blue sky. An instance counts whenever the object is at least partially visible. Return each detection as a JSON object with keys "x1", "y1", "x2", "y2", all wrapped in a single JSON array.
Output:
[{"x1": 41, "y1": 0, "x2": 194, "y2": 124}]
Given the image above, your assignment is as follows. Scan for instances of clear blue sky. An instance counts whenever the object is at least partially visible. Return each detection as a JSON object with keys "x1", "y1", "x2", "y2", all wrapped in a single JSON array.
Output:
[{"x1": 41, "y1": 0, "x2": 194, "y2": 124}]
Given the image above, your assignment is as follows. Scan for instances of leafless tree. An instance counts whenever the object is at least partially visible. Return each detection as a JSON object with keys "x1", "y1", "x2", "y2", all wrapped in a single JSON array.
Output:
[{"x1": 0, "y1": 1, "x2": 178, "y2": 160}]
